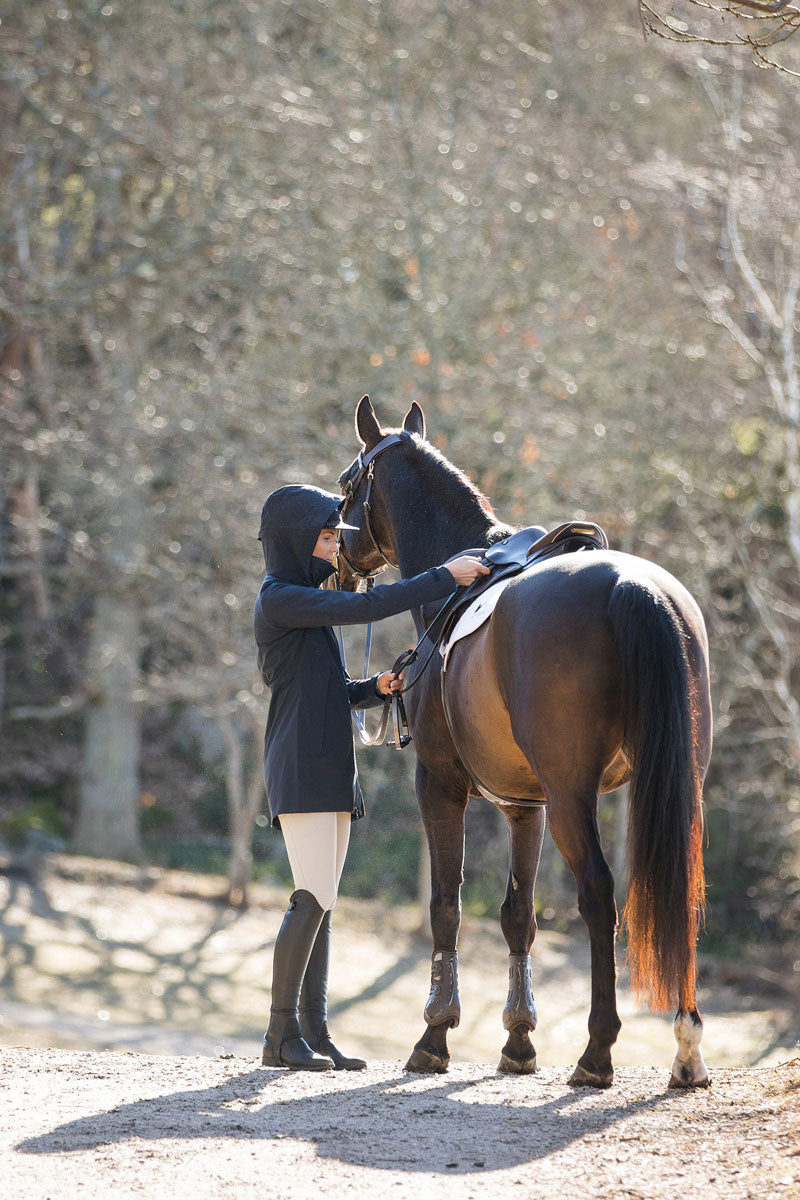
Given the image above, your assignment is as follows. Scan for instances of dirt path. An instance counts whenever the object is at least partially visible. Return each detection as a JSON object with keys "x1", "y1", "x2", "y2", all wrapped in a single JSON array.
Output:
[
  {"x1": 1, "y1": 853, "x2": 797, "y2": 1068},
  {"x1": 1, "y1": 854, "x2": 799, "y2": 1198},
  {"x1": 2, "y1": 1049, "x2": 798, "y2": 1199}
]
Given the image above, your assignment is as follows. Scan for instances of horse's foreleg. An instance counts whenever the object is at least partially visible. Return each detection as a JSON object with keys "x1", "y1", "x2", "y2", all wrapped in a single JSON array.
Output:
[
  {"x1": 498, "y1": 806, "x2": 546, "y2": 1074},
  {"x1": 405, "y1": 761, "x2": 468, "y2": 1075},
  {"x1": 670, "y1": 1007, "x2": 710, "y2": 1088},
  {"x1": 548, "y1": 799, "x2": 621, "y2": 1088}
]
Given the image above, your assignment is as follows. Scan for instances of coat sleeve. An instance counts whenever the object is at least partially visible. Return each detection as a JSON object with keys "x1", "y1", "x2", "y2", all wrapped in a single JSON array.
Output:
[
  {"x1": 256, "y1": 567, "x2": 455, "y2": 630},
  {"x1": 346, "y1": 675, "x2": 385, "y2": 710}
]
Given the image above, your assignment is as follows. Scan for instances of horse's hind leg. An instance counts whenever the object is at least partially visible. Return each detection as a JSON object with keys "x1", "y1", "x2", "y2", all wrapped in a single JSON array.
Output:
[
  {"x1": 670, "y1": 1007, "x2": 710, "y2": 1088},
  {"x1": 547, "y1": 797, "x2": 621, "y2": 1088},
  {"x1": 405, "y1": 761, "x2": 469, "y2": 1075},
  {"x1": 498, "y1": 806, "x2": 546, "y2": 1074}
]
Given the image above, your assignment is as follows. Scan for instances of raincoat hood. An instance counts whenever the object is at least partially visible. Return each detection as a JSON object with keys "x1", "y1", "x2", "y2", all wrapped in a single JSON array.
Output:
[{"x1": 258, "y1": 484, "x2": 350, "y2": 585}]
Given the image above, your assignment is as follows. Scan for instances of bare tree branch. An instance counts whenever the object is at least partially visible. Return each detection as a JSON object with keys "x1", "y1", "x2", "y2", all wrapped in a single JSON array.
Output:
[{"x1": 638, "y1": 0, "x2": 800, "y2": 76}]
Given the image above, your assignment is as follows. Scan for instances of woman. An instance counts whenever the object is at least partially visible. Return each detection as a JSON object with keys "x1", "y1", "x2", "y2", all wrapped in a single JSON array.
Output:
[{"x1": 255, "y1": 483, "x2": 488, "y2": 1071}]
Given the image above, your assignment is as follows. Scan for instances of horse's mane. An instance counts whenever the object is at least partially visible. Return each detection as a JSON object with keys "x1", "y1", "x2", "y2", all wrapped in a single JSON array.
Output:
[
  {"x1": 369, "y1": 427, "x2": 513, "y2": 549},
  {"x1": 388, "y1": 432, "x2": 501, "y2": 525}
]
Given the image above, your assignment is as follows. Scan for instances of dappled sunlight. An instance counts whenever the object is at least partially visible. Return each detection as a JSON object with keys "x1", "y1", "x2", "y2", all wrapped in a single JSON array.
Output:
[{"x1": 1, "y1": 858, "x2": 797, "y2": 1069}]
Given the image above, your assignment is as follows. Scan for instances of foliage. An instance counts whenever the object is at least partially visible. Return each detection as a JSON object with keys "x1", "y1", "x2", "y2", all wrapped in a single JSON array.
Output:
[
  {"x1": 0, "y1": 797, "x2": 68, "y2": 849},
  {"x1": 0, "y1": 0, "x2": 798, "y2": 959}
]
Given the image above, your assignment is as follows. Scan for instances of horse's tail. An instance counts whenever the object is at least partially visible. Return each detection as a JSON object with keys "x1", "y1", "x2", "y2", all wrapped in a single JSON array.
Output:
[{"x1": 608, "y1": 577, "x2": 705, "y2": 1013}]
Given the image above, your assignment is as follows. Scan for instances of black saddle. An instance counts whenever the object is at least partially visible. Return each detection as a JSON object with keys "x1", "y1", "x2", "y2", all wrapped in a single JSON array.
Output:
[
  {"x1": 435, "y1": 520, "x2": 609, "y2": 648},
  {"x1": 385, "y1": 519, "x2": 610, "y2": 751},
  {"x1": 483, "y1": 525, "x2": 547, "y2": 567}
]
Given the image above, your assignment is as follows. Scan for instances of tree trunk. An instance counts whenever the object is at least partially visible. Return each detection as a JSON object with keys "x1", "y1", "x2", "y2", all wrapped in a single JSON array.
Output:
[
  {"x1": 219, "y1": 707, "x2": 264, "y2": 908},
  {"x1": 73, "y1": 591, "x2": 143, "y2": 862}
]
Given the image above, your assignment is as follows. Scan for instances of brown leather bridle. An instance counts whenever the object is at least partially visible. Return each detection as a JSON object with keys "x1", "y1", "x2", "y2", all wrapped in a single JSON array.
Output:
[
  {"x1": 336, "y1": 431, "x2": 423, "y2": 748},
  {"x1": 337, "y1": 433, "x2": 405, "y2": 580}
]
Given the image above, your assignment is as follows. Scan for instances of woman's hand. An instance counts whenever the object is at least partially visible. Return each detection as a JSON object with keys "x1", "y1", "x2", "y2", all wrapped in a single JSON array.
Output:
[
  {"x1": 444, "y1": 555, "x2": 491, "y2": 587},
  {"x1": 376, "y1": 670, "x2": 405, "y2": 695}
]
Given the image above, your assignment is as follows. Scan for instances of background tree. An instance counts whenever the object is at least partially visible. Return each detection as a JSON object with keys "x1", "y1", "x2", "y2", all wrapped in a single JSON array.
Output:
[
  {"x1": 639, "y1": 0, "x2": 800, "y2": 78},
  {"x1": 0, "y1": 0, "x2": 798, "y2": 959}
]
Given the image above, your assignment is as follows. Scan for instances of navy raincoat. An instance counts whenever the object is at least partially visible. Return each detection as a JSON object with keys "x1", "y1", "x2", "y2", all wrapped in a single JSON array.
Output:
[{"x1": 254, "y1": 485, "x2": 455, "y2": 827}]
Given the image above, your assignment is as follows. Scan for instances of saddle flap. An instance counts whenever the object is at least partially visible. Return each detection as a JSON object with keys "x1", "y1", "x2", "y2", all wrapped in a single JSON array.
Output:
[{"x1": 482, "y1": 526, "x2": 546, "y2": 568}]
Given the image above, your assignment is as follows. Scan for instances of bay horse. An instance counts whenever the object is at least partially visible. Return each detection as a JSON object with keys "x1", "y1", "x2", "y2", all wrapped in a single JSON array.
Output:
[{"x1": 337, "y1": 396, "x2": 712, "y2": 1089}]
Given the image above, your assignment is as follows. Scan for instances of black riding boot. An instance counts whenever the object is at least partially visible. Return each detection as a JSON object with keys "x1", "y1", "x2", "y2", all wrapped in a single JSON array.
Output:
[
  {"x1": 299, "y1": 909, "x2": 367, "y2": 1071},
  {"x1": 262, "y1": 890, "x2": 334, "y2": 1070}
]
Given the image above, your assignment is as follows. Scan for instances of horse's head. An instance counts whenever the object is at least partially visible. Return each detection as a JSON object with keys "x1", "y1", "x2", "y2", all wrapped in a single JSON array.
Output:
[{"x1": 335, "y1": 395, "x2": 424, "y2": 589}]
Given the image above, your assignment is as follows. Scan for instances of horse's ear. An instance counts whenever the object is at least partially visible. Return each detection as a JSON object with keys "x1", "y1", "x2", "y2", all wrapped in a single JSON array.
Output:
[
  {"x1": 355, "y1": 394, "x2": 382, "y2": 449},
  {"x1": 402, "y1": 402, "x2": 425, "y2": 440}
]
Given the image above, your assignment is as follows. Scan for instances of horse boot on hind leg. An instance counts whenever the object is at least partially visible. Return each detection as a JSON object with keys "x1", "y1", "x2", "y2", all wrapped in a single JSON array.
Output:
[{"x1": 498, "y1": 952, "x2": 538, "y2": 1074}]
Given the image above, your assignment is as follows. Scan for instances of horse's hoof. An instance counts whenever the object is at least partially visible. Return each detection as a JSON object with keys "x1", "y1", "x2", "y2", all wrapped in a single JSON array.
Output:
[
  {"x1": 669, "y1": 1067, "x2": 711, "y2": 1089},
  {"x1": 498, "y1": 1051, "x2": 538, "y2": 1075},
  {"x1": 568, "y1": 1063, "x2": 613, "y2": 1089},
  {"x1": 404, "y1": 1047, "x2": 449, "y2": 1074}
]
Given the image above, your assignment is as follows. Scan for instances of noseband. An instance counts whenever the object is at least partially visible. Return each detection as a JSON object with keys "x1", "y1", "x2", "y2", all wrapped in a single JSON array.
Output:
[
  {"x1": 336, "y1": 431, "x2": 416, "y2": 748},
  {"x1": 338, "y1": 433, "x2": 405, "y2": 578}
]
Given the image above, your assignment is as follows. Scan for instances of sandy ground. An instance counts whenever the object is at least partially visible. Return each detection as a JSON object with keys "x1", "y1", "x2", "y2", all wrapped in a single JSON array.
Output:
[
  {"x1": 1, "y1": 853, "x2": 797, "y2": 1068},
  {"x1": 1, "y1": 854, "x2": 799, "y2": 1198},
  {"x1": 2, "y1": 1050, "x2": 798, "y2": 1200}
]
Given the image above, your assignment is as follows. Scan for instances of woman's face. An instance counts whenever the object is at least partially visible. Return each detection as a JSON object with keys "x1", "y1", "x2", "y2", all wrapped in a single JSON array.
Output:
[{"x1": 312, "y1": 527, "x2": 340, "y2": 565}]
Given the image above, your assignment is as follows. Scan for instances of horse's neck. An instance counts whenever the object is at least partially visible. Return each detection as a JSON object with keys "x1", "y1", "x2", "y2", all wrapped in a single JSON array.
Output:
[{"x1": 389, "y1": 486, "x2": 507, "y2": 578}]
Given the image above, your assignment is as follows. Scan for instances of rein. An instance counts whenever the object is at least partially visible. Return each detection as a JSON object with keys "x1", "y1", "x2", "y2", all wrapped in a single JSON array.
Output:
[
  {"x1": 338, "y1": 590, "x2": 459, "y2": 750},
  {"x1": 336, "y1": 432, "x2": 459, "y2": 749},
  {"x1": 335, "y1": 576, "x2": 392, "y2": 747}
]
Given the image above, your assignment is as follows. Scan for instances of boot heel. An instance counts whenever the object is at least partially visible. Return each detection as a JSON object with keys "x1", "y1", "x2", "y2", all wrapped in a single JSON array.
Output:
[{"x1": 261, "y1": 1040, "x2": 283, "y2": 1068}]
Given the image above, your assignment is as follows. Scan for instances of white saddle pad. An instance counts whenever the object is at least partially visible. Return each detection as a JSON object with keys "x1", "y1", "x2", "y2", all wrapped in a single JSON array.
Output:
[{"x1": 440, "y1": 575, "x2": 516, "y2": 669}]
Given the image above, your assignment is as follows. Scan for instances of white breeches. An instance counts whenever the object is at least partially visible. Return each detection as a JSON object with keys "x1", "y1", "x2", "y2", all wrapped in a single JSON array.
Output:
[{"x1": 278, "y1": 811, "x2": 352, "y2": 912}]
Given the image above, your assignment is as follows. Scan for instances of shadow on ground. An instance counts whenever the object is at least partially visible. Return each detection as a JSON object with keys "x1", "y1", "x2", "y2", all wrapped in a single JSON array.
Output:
[{"x1": 16, "y1": 1064, "x2": 681, "y2": 1175}]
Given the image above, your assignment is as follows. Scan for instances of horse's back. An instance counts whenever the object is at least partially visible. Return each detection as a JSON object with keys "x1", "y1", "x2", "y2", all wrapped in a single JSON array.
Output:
[
  {"x1": 441, "y1": 549, "x2": 710, "y2": 802},
  {"x1": 496, "y1": 549, "x2": 708, "y2": 669}
]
